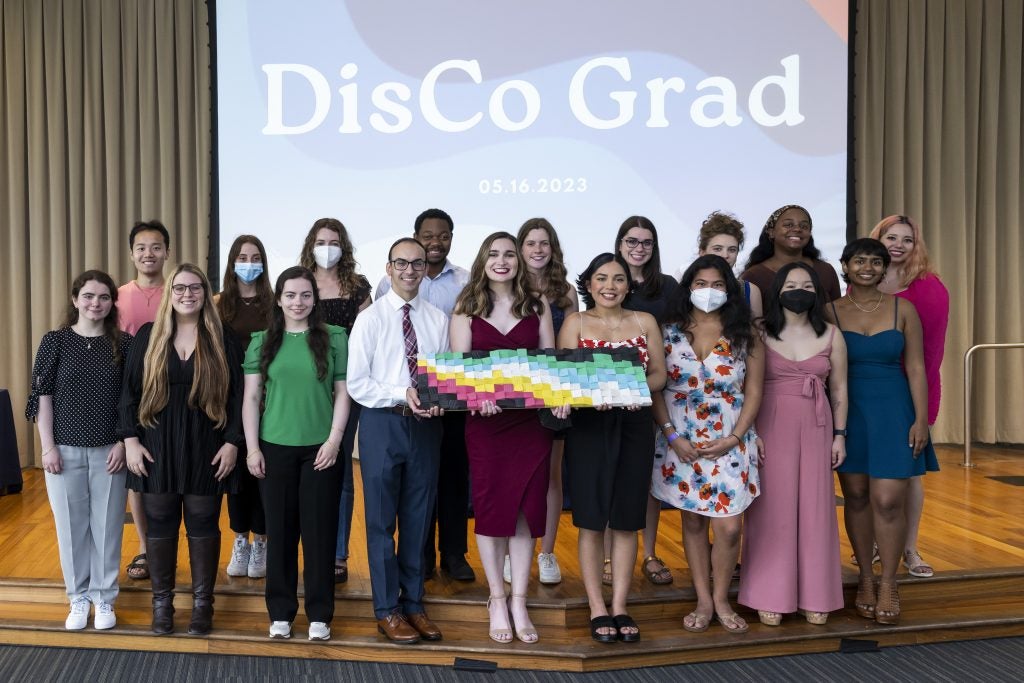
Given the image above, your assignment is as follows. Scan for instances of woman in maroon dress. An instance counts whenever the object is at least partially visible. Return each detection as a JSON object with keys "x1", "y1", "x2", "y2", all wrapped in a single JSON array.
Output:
[{"x1": 450, "y1": 231, "x2": 563, "y2": 644}]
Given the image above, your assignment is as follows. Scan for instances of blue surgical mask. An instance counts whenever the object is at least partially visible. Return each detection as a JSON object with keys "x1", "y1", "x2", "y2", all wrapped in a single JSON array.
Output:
[{"x1": 234, "y1": 262, "x2": 263, "y2": 284}]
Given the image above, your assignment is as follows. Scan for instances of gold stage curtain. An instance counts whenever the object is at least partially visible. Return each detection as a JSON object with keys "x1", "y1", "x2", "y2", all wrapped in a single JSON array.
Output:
[
  {"x1": 0, "y1": 0, "x2": 210, "y2": 466},
  {"x1": 854, "y1": 0, "x2": 1023, "y2": 444}
]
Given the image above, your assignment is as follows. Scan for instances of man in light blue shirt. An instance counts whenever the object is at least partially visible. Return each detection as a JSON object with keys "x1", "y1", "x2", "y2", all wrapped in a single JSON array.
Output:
[{"x1": 375, "y1": 208, "x2": 468, "y2": 317}]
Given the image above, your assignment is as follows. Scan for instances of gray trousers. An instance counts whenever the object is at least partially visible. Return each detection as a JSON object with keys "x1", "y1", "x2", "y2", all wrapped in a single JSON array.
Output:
[{"x1": 44, "y1": 444, "x2": 128, "y2": 605}]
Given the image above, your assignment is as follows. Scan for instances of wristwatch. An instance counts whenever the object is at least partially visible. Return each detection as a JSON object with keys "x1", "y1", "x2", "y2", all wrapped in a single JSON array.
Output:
[{"x1": 833, "y1": 428, "x2": 848, "y2": 437}]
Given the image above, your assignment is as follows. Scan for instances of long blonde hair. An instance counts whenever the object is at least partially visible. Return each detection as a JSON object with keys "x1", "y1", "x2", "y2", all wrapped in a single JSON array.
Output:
[
  {"x1": 139, "y1": 263, "x2": 230, "y2": 429},
  {"x1": 454, "y1": 232, "x2": 543, "y2": 319},
  {"x1": 869, "y1": 214, "x2": 937, "y2": 288}
]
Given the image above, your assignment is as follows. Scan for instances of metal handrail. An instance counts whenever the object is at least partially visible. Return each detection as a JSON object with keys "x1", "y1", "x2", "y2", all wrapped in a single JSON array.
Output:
[{"x1": 963, "y1": 342, "x2": 1024, "y2": 467}]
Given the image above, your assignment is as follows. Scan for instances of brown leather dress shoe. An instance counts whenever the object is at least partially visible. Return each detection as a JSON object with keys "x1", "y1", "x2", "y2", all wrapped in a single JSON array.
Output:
[
  {"x1": 406, "y1": 612, "x2": 443, "y2": 641},
  {"x1": 377, "y1": 613, "x2": 420, "y2": 644}
]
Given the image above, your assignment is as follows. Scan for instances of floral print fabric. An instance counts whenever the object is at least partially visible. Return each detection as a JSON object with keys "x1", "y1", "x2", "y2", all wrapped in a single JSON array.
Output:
[{"x1": 651, "y1": 324, "x2": 759, "y2": 517}]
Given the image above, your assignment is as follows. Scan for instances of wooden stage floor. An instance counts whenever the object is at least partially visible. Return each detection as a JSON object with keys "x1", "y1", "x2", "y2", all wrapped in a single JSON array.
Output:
[{"x1": 0, "y1": 444, "x2": 1022, "y2": 671}]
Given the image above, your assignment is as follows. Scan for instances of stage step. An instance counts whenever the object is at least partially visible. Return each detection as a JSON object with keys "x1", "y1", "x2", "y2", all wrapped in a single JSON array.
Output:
[{"x1": 1, "y1": 569, "x2": 1021, "y2": 671}]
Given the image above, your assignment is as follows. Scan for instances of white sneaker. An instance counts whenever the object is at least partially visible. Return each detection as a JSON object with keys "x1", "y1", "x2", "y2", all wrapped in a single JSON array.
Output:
[
  {"x1": 537, "y1": 552, "x2": 562, "y2": 585},
  {"x1": 94, "y1": 602, "x2": 116, "y2": 630},
  {"x1": 226, "y1": 535, "x2": 251, "y2": 577},
  {"x1": 65, "y1": 597, "x2": 90, "y2": 630},
  {"x1": 502, "y1": 554, "x2": 511, "y2": 583},
  {"x1": 248, "y1": 538, "x2": 267, "y2": 579},
  {"x1": 269, "y1": 621, "x2": 292, "y2": 639},
  {"x1": 308, "y1": 621, "x2": 330, "y2": 641}
]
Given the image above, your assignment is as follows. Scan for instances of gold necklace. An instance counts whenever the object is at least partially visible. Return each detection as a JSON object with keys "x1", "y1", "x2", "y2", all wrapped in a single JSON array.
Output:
[{"x1": 847, "y1": 290, "x2": 883, "y2": 313}]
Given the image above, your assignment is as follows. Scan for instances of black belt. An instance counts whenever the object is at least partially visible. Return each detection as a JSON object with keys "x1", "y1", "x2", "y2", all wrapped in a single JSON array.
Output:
[{"x1": 388, "y1": 405, "x2": 415, "y2": 417}]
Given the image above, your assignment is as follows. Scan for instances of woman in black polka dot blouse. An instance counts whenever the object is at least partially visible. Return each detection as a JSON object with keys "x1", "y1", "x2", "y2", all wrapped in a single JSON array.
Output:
[{"x1": 27, "y1": 270, "x2": 133, "y2": 632}]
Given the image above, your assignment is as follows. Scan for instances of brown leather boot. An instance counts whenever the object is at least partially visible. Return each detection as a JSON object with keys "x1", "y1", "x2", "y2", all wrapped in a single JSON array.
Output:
[
  {"x1": 186, "y1": 534, "x2": 220, "y2": 635},
  {"x1": 147, "y1": 536, "x2": 178, "y2": 634}
]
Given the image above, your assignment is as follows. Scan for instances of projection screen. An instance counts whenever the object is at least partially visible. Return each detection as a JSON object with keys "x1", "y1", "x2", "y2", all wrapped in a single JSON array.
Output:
[{"x1": 214, "y1": 0, "x2": 849, "y2": 290}]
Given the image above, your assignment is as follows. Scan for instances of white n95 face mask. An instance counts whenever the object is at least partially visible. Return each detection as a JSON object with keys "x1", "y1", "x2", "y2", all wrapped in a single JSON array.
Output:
[
  {"x1": 690, "y1": 287, "x2": 727, "y2": 313},
  {"x1": 313, "y1": 245, "x2": 342, "y2": 269}
]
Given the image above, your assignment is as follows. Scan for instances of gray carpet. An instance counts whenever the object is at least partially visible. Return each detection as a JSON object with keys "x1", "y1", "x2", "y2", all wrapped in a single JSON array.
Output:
[{"x1": 1, "y1": 637, "x2": 1021, "y2": 682}]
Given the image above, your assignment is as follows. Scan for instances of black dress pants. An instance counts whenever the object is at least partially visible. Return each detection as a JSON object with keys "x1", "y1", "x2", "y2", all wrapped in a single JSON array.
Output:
[
  {"x1": 424, "y1": 410, "x2": 469, "y2": 564},
  {"x1": 259, "y1": 440, "x2": 343, "y2": 624}
]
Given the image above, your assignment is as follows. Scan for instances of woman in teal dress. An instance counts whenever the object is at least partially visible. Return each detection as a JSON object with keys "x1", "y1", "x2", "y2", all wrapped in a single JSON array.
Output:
[{"x1": 828, "y1": 238, "x2": 936, "y2": 626}]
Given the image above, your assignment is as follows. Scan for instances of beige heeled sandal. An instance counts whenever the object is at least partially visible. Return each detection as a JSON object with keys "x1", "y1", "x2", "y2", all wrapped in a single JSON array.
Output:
[
  {"x1": 510, "y1": 593, "x2": 538, "y2": 643},
  {"x1": 486, "y1": 594, "x2": 513, "y2": 643},
  {"x1": 798, "y1": 609, "x2": 829, "y2": 625}
]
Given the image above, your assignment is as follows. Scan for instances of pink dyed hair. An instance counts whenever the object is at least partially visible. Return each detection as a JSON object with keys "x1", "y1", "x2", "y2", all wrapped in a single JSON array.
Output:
[{"x1": 869, "y1": 214, "x2": 936, "y2": 287}]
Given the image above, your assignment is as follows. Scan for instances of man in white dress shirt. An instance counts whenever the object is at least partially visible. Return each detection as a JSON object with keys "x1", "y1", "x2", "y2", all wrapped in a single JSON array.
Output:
[
  {"x1": 375, "y1": 209, "x2": 474, "y2": 582},
  {"x1": 347, "y1": 237, "x2": 449, "y2": 644}
]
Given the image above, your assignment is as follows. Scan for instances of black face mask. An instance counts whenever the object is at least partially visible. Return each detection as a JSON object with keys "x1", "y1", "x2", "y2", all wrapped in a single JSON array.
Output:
[{"x1": 779, "y1": 289, "x2": 817, "y2": 313}]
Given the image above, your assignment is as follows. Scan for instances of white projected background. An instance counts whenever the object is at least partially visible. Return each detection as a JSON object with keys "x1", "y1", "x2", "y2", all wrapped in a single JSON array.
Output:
[{"x1": 216, "y1": 0, "x2": 848, "y2": 290}]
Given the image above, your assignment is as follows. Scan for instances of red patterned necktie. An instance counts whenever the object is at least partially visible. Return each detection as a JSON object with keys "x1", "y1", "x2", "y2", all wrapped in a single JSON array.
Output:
[{"x1": 402, "y1": 303, "x2": 418, "y2": 385}]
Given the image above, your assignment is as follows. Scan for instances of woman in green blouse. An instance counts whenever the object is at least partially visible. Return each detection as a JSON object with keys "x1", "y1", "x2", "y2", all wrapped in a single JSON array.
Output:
[{"x1": 242, "y1": 266, "x2": 350, "y2": 642}]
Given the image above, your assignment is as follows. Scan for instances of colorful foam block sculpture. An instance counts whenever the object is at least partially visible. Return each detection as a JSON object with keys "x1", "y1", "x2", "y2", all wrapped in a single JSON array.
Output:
[{"x1": 416, "y1": 347, "x2": 651, "y2": 411}]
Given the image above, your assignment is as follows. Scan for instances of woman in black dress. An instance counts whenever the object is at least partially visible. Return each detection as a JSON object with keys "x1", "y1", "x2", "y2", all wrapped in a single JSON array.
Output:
[
  {"x1": 120, "y1": 263, "x2": 243, "y2": 635},
  {"x1": 298, "y1": 217, "x2": 371, "y2": 584}
]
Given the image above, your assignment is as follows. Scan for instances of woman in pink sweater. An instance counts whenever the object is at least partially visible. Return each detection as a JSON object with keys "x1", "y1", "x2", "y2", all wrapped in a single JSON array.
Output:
[{"x1": 870, "y1": 215, "x2": 949, "y2": 578}]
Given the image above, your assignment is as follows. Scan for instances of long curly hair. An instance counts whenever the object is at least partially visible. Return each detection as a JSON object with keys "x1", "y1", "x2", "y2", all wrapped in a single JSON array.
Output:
[
  {"x1": 517, "y1": 217, "x2": 573, "y2": 311},
  {"x1": 298, "y1": 217, "x2": 365, "y2": 298},
  {"x1": 666, "y1": 254, "x2": 754, "y2": 358},
  {"x1": 259, "y1": 266, "x2": 330, "y2": 385},
  {"x1": 218, "y1": 234, "x2": 274, "y2": 325},
  {"x1": 454, "y1": 232, "x2": 543, "y2": 319},
  {"x1": 614, "y1": 215, "x2": 666, "y2": 299},
  {"x1": 761, "y1": 262, "x2": 828, "y2": 340},
  {"x1": 868, "y1": 214, "x2": 937, "y2": 288},
  {"x1": 744, "y1": 204, "x2": 823, "y2": 269},
  {"x1": 139, "y1": 264, "x2": 230, "y2": 429},
  {"x1": 60, "y1": 270, "x2": 123, "y2": 366}
]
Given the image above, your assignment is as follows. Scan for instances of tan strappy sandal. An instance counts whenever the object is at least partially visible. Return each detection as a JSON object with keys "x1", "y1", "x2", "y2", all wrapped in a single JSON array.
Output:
[{"x1": 486, "y1": 594, "x2": 512, "y2": 643}]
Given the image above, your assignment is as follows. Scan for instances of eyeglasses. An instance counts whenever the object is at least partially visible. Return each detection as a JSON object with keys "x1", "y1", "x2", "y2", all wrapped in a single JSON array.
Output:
[
  {"x1": 622, "y1": 237, "x2": 655, "y2": 250},
  {"x1": 390, "y1": 258, "x2": 427, "y2": 271},
  {"x1": 171, "y1": 283, "x2": 205, "y2": 295}
]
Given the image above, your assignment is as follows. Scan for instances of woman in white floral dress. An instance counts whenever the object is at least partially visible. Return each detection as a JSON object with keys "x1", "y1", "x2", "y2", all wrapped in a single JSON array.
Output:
[{"x1": 651, "y1": 255, "x2": 763, "y2": 635}]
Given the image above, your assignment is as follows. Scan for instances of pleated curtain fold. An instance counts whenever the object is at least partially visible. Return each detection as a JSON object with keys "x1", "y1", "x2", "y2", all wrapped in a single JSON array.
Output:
[
  {"x1": 1, "y1": 0, "x2": 210, "y2": 466},
  {"x1": 854, "y1": 0, "x2": 1023, "y2": 443}
]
